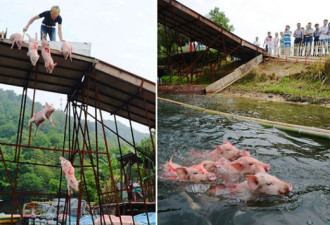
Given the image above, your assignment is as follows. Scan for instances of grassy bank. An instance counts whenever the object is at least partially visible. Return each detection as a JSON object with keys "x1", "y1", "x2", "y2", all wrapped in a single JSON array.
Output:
[{"x1": 231, "y1": 60, "x2": 330, "y2": 104}]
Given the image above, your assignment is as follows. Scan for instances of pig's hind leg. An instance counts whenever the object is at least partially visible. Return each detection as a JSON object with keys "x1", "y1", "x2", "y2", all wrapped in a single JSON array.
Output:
[{"x1": 34, "y1": 124, "x2": 40, "y2": 136}]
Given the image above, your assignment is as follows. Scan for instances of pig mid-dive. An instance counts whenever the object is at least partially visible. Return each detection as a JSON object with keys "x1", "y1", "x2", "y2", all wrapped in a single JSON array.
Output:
[
  {"x1": 10, "y1": 33, "x2": 24, "y2": 50},
  {"x1": 59, "y1": 156, "x2": 80, "y2": 195},
  {"x1": 26, "y1": 33, "x2": 39, "y2": 66},
  {"x1": 61, "y1": 41, "x2": 72, "y2": 61},
  {"x1": 28, "y1": 102, "x2": 55, "y2": 136},
  {"x1": 191, "y1": 141, "x2": 251, "y2": 162},
  {"x1": 215, "y1": 156, "x2": 270, "y2": 183},
  {"x1": 41, "y1": 34, "x2": 57, "y2": 73}
]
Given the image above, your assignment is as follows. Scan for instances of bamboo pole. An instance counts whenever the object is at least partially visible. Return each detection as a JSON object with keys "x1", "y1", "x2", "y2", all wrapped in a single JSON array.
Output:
[{"x1": 158, "y1": 97, "x2": 330, "y2": 141}]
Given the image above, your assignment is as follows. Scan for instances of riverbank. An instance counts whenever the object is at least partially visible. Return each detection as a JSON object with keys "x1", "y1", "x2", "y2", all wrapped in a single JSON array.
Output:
[
  {"x1": 158, "y1": 59, "x2": 330, "y2": 107},
  {"x1": 222, "y1": 60, "x2": 330, "y2": 106}
]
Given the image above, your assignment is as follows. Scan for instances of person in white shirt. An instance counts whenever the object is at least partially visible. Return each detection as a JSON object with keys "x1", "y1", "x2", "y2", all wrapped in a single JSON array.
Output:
[
  {"x1": 273, "y1": 32, "x2": 280, "y2": 56},
  {"x1": 320, "y1": 19, "x2": 329, "y2": 54},
  {"x1": 253, "y1": 37, "x2": 260, "y2": 46}
]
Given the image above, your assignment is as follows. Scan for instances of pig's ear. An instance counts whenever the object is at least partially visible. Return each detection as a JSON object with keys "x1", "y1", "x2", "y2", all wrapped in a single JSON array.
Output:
[
  {"x1": 246, "y1": 175, "x2": 259, "y2": 191},
  {"x1": 223, "y1": 141, "x2": 230, "y2": 144},
  {"x1": 231, "y1": 162, "x2": 244, "y2": 171},
  {"x1": 215, "y1": 145, "x2": 223, "y2": 154},
  {"x1": 45, "y1": 102, "x2": 49, "y2": 107},
  {"x1": 175, "y1": 167, "x2": 189, "y2": 180}
]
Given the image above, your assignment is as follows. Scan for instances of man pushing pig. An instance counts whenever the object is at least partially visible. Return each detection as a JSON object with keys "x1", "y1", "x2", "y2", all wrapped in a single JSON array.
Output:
[{"x1": 23, "y1": 6, "x2": 64, "y2": 42}]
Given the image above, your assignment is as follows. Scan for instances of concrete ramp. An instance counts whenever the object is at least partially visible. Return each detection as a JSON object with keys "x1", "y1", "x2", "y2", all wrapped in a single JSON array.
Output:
[{"x1": 205, "y1": 54, "x2": 263, "y2": 93}]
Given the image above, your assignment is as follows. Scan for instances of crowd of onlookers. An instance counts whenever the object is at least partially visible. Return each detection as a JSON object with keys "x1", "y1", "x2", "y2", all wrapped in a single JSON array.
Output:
[{"x1": 253, "y1": 19, "x2": 330, "y2": 56}]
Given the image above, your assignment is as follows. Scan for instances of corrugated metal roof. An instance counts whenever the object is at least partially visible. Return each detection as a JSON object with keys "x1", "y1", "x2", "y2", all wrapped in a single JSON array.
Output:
[
  {"x1": 0, "y1": 39, "x2": 155, "y2": 128},
  {"x1": 158, "y1": 0, "x2": 266, "y2": 60}
]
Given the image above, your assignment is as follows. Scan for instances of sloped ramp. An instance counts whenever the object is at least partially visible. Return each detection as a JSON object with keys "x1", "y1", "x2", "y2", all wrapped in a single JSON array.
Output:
[{"x1": 205, "y1": 54, "x2": 263, "y2": 93}]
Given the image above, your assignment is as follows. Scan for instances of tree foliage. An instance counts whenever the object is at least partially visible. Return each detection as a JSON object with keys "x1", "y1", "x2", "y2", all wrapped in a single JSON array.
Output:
[
  {"x1": 0, "y1": 89, "x2": 154, "y2": 203},
  {"x1": 206, "y1": 7, "x2": 234, "y2": 32}
]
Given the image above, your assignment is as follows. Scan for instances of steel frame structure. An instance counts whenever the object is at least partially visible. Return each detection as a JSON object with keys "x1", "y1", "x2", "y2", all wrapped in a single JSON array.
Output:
[{"x1": 0, "y1": 45, "x2": 155, "y2": 225}]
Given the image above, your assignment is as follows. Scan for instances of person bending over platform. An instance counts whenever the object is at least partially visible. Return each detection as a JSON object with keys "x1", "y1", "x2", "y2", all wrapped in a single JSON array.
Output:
[{"x1": 23, "y1": 6, "x2": 64, "y2": 42}]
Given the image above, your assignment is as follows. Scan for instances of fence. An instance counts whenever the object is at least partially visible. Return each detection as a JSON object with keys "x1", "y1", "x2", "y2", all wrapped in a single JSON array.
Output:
[{"x1": 266, "y1": 41, "x2": 330, "y2": 58}]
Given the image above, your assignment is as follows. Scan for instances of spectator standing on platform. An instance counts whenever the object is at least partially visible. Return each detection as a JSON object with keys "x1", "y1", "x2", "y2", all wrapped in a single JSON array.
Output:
[
  {"x1": 273, "y1": 32, "x2": 280, "y2": 56},
  {"x1": 304, "y1": 22, "x2": 314, "y2": 56},
  {"x1": 280, "y1": 32, "x2": 285, "y2": 55},
  {"x1": 314, "y1": 23, "x2": 320, "y2": 44},
  {"x1": 263, "y1": 32, "x2": 271, "y2": 53},
  {"x1": 23, "y1": 6, "x2": 64, "y2": 41},
  {"x1": 320, "y1": 19, "x2": 329, "y2": 54},
  {"x1": 253, "y1": 37, "x2": 260, "y2": 46},
  {"x1": 284, "y1": 25, "x2": 292, "y2": 55},
  {"x1": 293, "y1": 23, "x2": 303, "y2": 56}
]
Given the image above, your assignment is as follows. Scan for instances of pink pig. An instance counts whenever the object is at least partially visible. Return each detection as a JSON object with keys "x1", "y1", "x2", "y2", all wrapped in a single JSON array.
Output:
[
  {"x1": 161, "y1": 154, "x2": 216, "y2": 182},
  {"x1": 41, "y1": 34, "x2": 57, "y2": 73},
  {"x1": 61, "y1": 41, "x2": 72, "y2": 61},
  {"x1": 161, "y1": 153, "x2": 183, "y2": 180},
  {"x1": 28, "y1": 102, "x2": 55, "y2": 136},
  {"x1": 175, "y1": 165, "x2": 216, "y2": 183},
  {"x1": 233, "y1": 171, "x2": 292, "y2": 197},
  {"x1": 10, "y1": 33, "x2": 24, "y2": 50},
  {"x1": 209, "y1": 141, "x2": 251, "y2": 161},
  {"x1": 191, "y1": 141, "x2": 250, "y2": 162},
  {"x1": 216, "y1": 156, "x2": 270, "y2": 183},
  {"x1": 59, "y1": 156, "x2": 81, "y2": 195},
  {"x1": 26, "y1": 33, "x2": 39, "y2": 66}
]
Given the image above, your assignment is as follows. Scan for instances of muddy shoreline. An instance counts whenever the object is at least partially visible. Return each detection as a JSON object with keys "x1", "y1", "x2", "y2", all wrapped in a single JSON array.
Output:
[{"x1": 158, "y1": 85, "x2": 330, "y2": 108}]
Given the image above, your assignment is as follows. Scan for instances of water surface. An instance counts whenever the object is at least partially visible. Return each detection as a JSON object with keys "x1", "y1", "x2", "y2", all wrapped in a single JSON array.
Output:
[{"x1": 158, "y1": 96, "x2": 330, "y2": 225}]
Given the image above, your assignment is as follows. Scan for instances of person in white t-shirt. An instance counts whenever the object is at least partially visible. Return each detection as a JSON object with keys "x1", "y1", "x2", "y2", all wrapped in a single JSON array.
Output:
[
  {"x1": 253, "y1": 37, "x2": 260, "y2": 46},
  {"x1": 320, "y1": 19, "x2": 329, "y2": 54},
  {"x1": 273, "y1": 32, "x2": 280, "y2": 56}
]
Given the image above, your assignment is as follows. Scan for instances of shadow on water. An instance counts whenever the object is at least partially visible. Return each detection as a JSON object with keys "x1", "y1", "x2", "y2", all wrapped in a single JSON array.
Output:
[{"x1": 157, "y1": 95, "x2": 330, "y2": 225}]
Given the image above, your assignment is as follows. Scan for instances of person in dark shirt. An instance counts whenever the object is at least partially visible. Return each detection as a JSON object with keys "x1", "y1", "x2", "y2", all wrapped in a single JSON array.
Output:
[{"x1": 23, "y1": 6, "x2": 64, "y2": 42}]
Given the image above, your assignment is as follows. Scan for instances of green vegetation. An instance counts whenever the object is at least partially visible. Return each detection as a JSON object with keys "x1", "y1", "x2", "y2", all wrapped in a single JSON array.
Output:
[
  {"x1": 0, "y1": 89, "x2": 155, "y2": 203},
  {"x1": 160, "y1": 59, "x2": 243, "y2": 85},
  {"x1": 233, "y1": 60, "x2": 330, "y2": 104},
  {"x1": 206, "y1": 7, "x2": 234, "y2": 32}
]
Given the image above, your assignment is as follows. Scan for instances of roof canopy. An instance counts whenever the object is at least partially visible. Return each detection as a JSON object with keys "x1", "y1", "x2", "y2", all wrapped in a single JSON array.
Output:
[
  {"x1": 0, "y1": 39, "x2": 155, "y2": 128},
  {"x1": 158, "y1": 0, "x2": 266, "y2": 60}
]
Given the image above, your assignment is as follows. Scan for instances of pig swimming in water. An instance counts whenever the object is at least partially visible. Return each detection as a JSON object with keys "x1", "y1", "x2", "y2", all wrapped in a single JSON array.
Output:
[
  {"x1": 208, "y1": 167, "x2": 292, "y2": 199},
  {"x1": 59, "y1": 156, "x2": 81, "y2": 195},
  {"x1": 28, "y1": 102, "x2": 55, "y2": 136},
  {"x1": 215, "y1": 156, "x2": 270, "y2": 183},
  {"x1": 191, "y1": 141, "x2": 251, "y2": 162},
  {"x1": 161, "y1": 153, "x2": 216, "y2": 183}
]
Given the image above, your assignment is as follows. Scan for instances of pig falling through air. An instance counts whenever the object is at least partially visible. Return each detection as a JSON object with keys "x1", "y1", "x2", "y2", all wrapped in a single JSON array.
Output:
[
  {"x1": 26, "y1": 33, "x2": 39, "y2": 66},
  {"x1": 61, "y1": 41, "x2": 72, "y2": 61},
  {"x1": 59, "y1": 156, "x2": 81, "y2": 195},
  {"x1": 28, "y1": 102, "x2": 55, "y2": 136},
  {"x1": 41, "y1": 34, "x2": 57, "y2": 73},
  {"x1": 10, "y1": 33, "x2": 24, "y2": 50}
]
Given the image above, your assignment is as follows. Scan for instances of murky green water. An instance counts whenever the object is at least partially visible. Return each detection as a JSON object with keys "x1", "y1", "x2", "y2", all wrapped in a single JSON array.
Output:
[
  {"x1": 162, "y1": 94, "x2": 330, "y2": 130},
  {"x1": 158, "y1": 95, "x2": 330, "y2": 225}
]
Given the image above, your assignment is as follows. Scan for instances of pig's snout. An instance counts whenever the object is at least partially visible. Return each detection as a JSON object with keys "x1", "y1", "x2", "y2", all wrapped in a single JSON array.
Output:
[
  {"x1": 264, "y1": 164, "x2": 270, "y2": 172},
  {"x1": 208, "y1": 173, "x2": 216, "y2": 181},
  {"x1": 278, "y1": 183, "x2": 292, "y2": 196}
]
